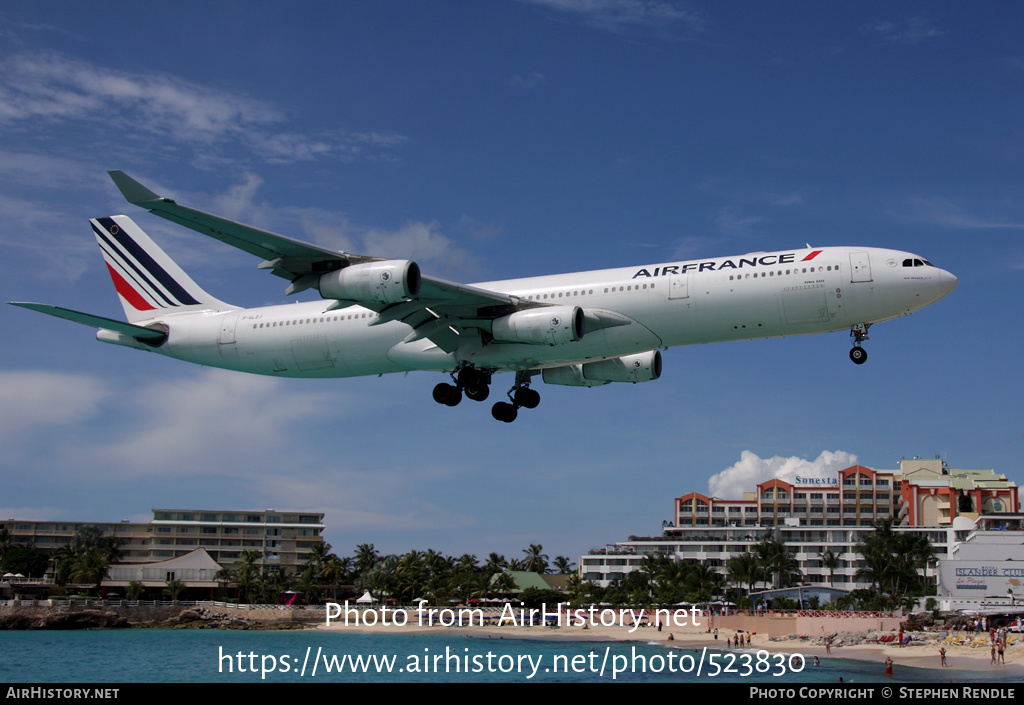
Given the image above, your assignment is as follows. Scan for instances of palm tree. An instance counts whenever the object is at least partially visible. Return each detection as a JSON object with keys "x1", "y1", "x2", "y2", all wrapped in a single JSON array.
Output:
[
  {"x1": 818, "y1": 549, "x2": 841, "y2": 588},
  {"x1": 305, "y1": 541, "x2": 332, "y2": 574},
  {"x1": 126, "y1": 580, "x2": 144, "y2": 601},
  {"x1": 490, "y1": 571, "x2": 517, "y2": 596},
  {"x1": 354, "y1": 543, "x2": 379, "y2": 576},
  {"x1": 484, "y1": 553, "x2": 508, "y2": 576},
  {"x1": 69, "y1": 547, "x2": 110, "y2": 594},
  {"x1": 235, "y1": 550, "x2": 262, "y2": 603},
  {"x1": 521, "y1": 544, "x2": 548, "y2": 574},
  {"x1": 0, "y1": 527, "x2": 14, "y2": 566},
  {"x1": 163, "y1": 579, "x2": 186, "y2": 602},
  {"x1": 552, "y1": 556, "x2": 575, "y2": 574},
  {"x1": 727, "y1": 552, "x2": 760, "y2": 597},
  {"x1": 320, "y1": 555, "x2": 347, "y2": 601}
]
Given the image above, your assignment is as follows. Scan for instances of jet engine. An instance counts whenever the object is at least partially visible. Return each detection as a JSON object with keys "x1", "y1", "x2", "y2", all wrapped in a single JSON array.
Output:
[
  {"x1": 491, "y1": 305, "x2": 584, "y2": 346},
  {"x1": 318, "y1": 260, "x2": 421, "y2": 304},
  {"x1": 542, "y1": 350, "x2": 662, "y2": 386}
]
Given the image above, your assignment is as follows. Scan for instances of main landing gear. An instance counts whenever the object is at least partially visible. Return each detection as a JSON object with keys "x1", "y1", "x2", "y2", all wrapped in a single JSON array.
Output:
[
  {"x1": 491, "y1": 371, "x2": 540, "y2": 424},
  {"x1": 432, "y1": 368, "x2": 539, "y2": 422},
  {"x1": 849, "y1": 323, "x2": 870, "y2": 365},
  {"x1": 432, "y1": 367, "x2": 491, "y2": 407}
]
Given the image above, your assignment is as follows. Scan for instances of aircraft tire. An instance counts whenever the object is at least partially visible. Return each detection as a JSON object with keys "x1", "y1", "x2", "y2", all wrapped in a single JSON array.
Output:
[
  {"x1": 433, "y1": 383, "x2": 458, "y2": 405},
  {"x1": 849, "y1": 347, "x2": 868, "y2": 365},
  {"x1": 491, "y1": 401, "x2": 517, "y2": 423},
  {"x1": 514, "y1": 387, "x2": 540, "y2": 409},
  {"x1": 466, "y1": 384, "x2": 490, "y2": 402}
]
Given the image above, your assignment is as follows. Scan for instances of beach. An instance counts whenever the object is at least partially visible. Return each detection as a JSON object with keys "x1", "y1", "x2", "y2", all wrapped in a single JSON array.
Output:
[{"x1": 316, "y1": 607, "x2": 1024, "y2": 679}]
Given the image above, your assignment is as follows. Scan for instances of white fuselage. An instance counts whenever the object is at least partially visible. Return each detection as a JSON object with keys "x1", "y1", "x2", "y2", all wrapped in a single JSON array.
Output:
[{"x1": 101, "y1": 246, "x2": 957, "y2": 379}]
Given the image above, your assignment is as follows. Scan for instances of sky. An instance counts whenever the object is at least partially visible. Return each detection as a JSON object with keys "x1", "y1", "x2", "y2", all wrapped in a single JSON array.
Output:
[{"x1": 1, "y1": 1, "x2": 1021, "y2": 565}]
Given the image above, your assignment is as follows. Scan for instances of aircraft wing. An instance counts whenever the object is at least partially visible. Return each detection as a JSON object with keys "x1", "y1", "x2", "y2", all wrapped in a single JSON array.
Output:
[
  {"x1": 109, "y1": 170, "x2": 362, "y2": 283},
  {"x1": 109, "y1": 171, "x2": 535, "y2": 353},
  {"x1": 109, "y1": 170, "x2": 516, "y2": 303}
]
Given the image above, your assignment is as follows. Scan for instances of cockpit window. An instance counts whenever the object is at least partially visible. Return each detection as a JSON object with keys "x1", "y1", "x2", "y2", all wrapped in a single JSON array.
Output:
[{"x1": 902, "y1": 258, "x2": 933, "y2": 267}]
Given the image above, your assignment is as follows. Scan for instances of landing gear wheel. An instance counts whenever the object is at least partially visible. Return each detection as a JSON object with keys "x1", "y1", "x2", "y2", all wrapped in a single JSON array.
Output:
[
  {"x1": 491, "y1": 401, "x2": 518, "y2": 423},
  {"x1": 432, "y1": 383, "x2": 462, "y2": 406},
  {"x1": 466, "y1": 384, "x2": 490, "y2": 402},
  {"x1": 514, "y1": 387, "x2": 540, "y2": 409},
  {"x1": 850, "y1": 347, "x2": 868, "y2": 365}
]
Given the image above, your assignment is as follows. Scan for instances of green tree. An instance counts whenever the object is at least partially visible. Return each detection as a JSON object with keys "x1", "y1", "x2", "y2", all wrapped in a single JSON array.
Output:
[
  {"x1": 818, "y1": 549, "x2": 841, "y2": 588},
  {"x1": 163, "y1": 579, "x2": 186, "y2": 601},
  {"x1": 126, "y1": 581, "x2": 144, "y2": 601},
  {"x1": 521, "y1": 544, "x2": 549, "y2": 574}
]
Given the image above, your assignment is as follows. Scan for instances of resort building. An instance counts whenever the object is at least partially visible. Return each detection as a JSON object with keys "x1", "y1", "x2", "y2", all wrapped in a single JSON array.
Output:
[
  {"x1": 934, "y1": 514, "x2": 1024, "y2": 612},
  {"x1": 580, "y1": 457, "x2": 1020, "y2": 592},
  {"x1": 1, "y1": 508, "x2": 325, "y2": 576}
]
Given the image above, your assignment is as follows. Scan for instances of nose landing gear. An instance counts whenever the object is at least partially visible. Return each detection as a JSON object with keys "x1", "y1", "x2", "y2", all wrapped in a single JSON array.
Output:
[{"x1": 849, "y1": 323, "x2": 870, "y2": 364}]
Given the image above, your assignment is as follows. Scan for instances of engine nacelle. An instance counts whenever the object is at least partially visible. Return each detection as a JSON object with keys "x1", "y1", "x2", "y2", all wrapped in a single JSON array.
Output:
[
  {"x1": 541, "y1": 350, "x2": 662, "y2": 387},
  {"x1": 541, "y1": 364, "x2": 606, "y2": 387},
  {"x1": 582, "y1": 350, "x2": 662, "y2": 383},
  {"x1": 318, "y1": 260, "x2": 421, "y2": 304},
  {"x1": 491, "y1": 305, "x2": 584, "y2": 346}
]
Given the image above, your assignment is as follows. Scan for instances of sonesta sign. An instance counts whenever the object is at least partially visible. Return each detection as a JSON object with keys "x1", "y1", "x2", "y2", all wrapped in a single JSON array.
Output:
[{"x1": 793, "y1": 476, "x2": 839, "y2": 486}]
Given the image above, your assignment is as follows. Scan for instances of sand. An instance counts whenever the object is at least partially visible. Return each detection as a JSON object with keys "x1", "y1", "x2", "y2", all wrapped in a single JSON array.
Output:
[{"x1": 316, "y1": 609, "x2": 1024, "y2": 678}]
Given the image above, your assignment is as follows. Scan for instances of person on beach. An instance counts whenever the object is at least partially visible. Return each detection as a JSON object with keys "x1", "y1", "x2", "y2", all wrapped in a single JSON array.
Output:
[
  {"x1": 990, "y1": 643, "x2": 996, "y2": 665},
  {"x1": 998, "y1": 642, "x2": 1005, "y2": 665},
  {"x1": 884, "y1": 656, "x2": 893, "y2": 678},
  {"x1": 939, "y1": 647, "x2": 947, "y2": 668},
  {"x1": 825, "y1": 638, "x2": 832, "y2": 655}
]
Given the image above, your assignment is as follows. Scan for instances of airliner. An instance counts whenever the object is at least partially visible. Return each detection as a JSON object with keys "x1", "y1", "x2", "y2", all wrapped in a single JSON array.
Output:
[{"x1": 10, "y1": 171, "x2": 958, "y2": 422}]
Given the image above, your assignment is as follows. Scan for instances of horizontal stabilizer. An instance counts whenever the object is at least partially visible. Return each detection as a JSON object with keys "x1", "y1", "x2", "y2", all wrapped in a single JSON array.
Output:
[{"x1": 8, "y1": 302, "x2": 168, "y2": 340}]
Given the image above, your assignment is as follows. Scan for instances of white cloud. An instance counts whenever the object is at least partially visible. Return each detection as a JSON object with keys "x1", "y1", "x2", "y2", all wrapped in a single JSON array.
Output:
[
  {"x1": 510, "y1": 72, "x2": 547, "y2": 90},
  {"x1": 252, "y1": 471, "x2": 478, "y2": 533},
  {"x1": 714, "y1": 208, "x2": 768, "y2": 234},
  {"x1": 526, "y1": 0, "x2": 708, "y2": 35},
  {"x1": 303, "y1": 214, "x2": 484, "y2": 281},
  {"x1": 0, "y1": 53, "x2": 405, "y2": 163},
  {"x1": 707, "y1": 449, "x2": 859, "y2": 499},
  {"x1": 0, "y1": 371, "x2": 107, "y2": 442},
  {"x1": 864, "y1": 17, "x2": 945, "y2": 44},
  {"x1": 86, "y1": 369, "x2": 340, "y2": 478},
  {"x1": 899, "y1": 197, "x2": 1024, "y2": 231}
]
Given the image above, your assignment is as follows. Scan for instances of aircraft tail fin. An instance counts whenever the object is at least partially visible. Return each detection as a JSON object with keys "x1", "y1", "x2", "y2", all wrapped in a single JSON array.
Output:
[{"x1": 91, "y1": 215, "x2": 234, "y2": 323}]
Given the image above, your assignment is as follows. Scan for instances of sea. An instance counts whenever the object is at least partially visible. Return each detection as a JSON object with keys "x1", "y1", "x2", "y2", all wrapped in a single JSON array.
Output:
[{"x1": 0, "y1": 629, "x2": 1014, "y2": 684}]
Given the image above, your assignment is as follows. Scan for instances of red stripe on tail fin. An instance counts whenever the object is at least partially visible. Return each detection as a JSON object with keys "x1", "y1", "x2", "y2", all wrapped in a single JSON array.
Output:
[{"x1": 105, "y1": 263, "x2": 155, "y2": 311}]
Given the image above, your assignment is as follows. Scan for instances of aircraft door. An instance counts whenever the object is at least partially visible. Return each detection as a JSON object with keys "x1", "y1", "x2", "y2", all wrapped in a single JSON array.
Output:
[
  {"x1": 849, "y1": 251, "x2": 872, "y2": 283},
  {"x1": 218, "y1": 315, "x2": 238, "y2": 344},
  {"x1": 217, "y1": 314, "x2": 239, "y2": 359},
  {"x1": 668, "y1": 272, "x2": 689, "y2": 300}
]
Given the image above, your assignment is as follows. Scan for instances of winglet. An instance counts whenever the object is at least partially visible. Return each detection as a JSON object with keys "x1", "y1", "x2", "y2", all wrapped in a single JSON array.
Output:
[{"x1": 108, "y1": 170, "x2": 165, "y2": 205}]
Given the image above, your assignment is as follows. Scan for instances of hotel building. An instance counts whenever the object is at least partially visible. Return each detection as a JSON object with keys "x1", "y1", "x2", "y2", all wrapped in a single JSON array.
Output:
[
  {"x1": 580, "y1": 457, "x2": 1020, "y2": 591},
  {"x1": 2, "y1": 508, "x2": 325, "y2": 576}
]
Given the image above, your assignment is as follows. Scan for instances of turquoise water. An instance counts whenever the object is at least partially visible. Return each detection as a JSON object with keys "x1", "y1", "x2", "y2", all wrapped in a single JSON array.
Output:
[{"x1": 0, "y1": 630, "x2": 1009, "y2": 683}]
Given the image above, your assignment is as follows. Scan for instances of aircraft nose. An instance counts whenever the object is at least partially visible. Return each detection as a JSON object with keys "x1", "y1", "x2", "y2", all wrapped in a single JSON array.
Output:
[{"x1": 938, "y1": 269, "x2": 958, "y2": 297}]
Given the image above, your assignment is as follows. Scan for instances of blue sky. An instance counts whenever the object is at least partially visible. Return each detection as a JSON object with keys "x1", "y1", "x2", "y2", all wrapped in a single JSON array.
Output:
[{"x1": 1, "y1": 1, "x2": 1021, "y2": 564}]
